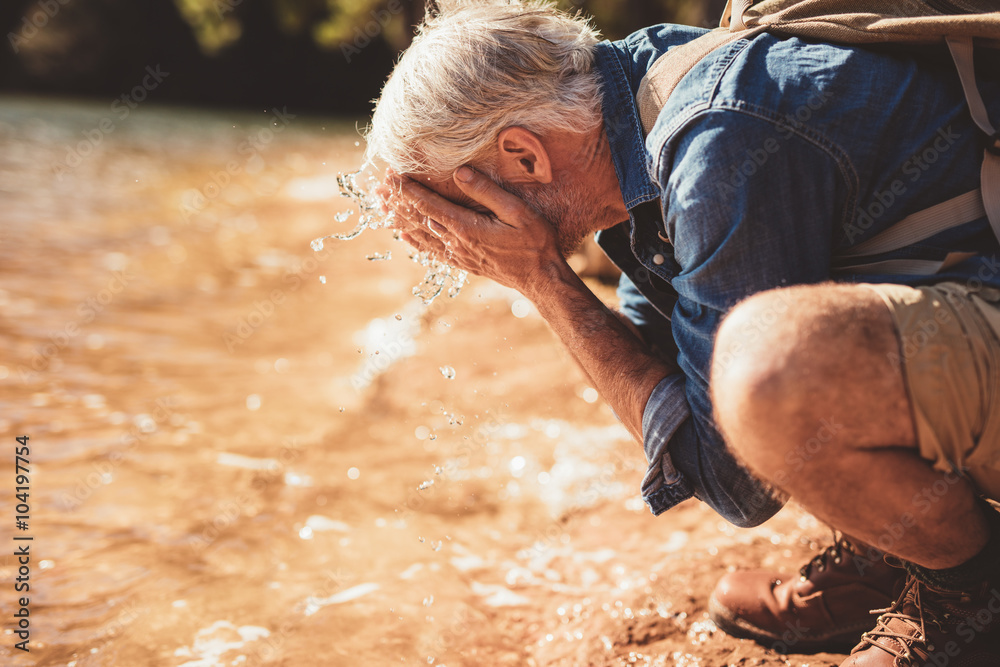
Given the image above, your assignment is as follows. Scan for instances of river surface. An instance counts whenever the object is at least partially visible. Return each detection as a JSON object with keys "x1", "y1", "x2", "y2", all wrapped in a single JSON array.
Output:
[{"x1": 0, "y1": 96, "x2": 846, "y2": 666}]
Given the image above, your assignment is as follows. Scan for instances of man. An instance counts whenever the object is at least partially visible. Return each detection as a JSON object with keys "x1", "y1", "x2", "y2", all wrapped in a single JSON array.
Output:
[{"x1": 366, "y1": 1, "x2": 1000, "y2": 663}]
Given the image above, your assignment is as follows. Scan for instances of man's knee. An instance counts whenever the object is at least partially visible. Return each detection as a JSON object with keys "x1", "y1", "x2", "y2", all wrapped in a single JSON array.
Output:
[
  {"x1": 711, "y1": 283, "x2": 909, "y2": 470},
  {"x1": 710, "y1": 288, "x2": 798, "y2": 462}
]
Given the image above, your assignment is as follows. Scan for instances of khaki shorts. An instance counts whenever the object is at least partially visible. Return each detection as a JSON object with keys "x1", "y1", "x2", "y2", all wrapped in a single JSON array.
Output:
[{"x1": 866, "y1": 281, "x2": 1000, "y2": 501}]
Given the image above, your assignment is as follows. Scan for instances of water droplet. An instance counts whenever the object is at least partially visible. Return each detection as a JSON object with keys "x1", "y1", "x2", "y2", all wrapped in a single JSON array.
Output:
[
  {"x1": 431, "y1": 541, "x2": 442, "y2": 552},
  {"x1": 439, "y1": 366, "x2": 456, "y2": 380},
  {"x1": 418, "y1": 480, "x2": 434, "y2": 490},
  {"x1": 511, "y1": 299, "x2": 532, "y2": 318},
  {"x1": 366, "y1": 251, "x2": 391, "y2": 261},
  {"x1": 423, "y1": 595, "x2": 434, "y2": 607},
  {"x1": 510, "y1": 456, "x2": 526, "y2": 475},
  {"x1": 339, "y1": 406, "x2": 345, "y2": 413},
  {"x1": 319, "y1": 276, "x2": 327, "y2": 284},
  {"x1": 347, "y1": 467, "x2": 360, "y2": 480},
  {"x1": 311, "y1": 238, "x2": 325, "y2": 252},
  {"x1": 394, "y1": 314, "x2": 402, "y2": 321}
]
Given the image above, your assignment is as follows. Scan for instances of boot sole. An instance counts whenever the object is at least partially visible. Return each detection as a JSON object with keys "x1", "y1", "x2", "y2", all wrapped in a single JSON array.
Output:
[{"x1": 708, "y1": 592, "x2": 862, "y2": 654}]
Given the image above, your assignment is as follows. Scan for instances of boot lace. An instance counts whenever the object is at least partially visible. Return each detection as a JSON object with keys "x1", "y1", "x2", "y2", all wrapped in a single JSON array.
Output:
[
  {"x1": 857, "y1": 575, "x2": 945, "y2": 664},
  {"x1": 799, "y1": 532, "x2": 851, "y2": 580}
]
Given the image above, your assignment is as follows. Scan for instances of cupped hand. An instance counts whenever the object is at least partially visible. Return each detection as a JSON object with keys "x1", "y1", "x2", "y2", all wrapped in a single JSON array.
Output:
[{"x1": 383, "y1": 166, "x2": 566, "y2": 293}]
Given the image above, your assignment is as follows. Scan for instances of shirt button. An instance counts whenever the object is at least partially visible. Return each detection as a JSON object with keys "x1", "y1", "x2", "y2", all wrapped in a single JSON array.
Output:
[{"x1": 652, "y1": 254, "x2": 665, "y2": 265}]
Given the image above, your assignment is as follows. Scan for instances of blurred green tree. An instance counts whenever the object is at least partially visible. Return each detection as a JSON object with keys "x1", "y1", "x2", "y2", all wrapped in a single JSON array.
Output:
[
  {"x1": 172, "y1": 0, "x2": 422, "y2": 54},
  {"x1": 170, "y1": 0, "x2": 722, "y2": 56}
]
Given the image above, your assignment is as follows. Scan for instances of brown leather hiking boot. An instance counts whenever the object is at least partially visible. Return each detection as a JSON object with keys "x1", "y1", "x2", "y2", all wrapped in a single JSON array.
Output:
[
  {"x1": 841, "y1": 575, "x2": 1000, "y2": 666},
  {"x1": 709, "y1": 537, "x2": 906, "y2": 653}
]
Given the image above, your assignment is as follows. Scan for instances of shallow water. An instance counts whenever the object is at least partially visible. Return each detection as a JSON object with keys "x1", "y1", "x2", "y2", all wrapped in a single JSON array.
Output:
[{"x1": 0, "y1": 96, "x2": 846, "y2": 667}]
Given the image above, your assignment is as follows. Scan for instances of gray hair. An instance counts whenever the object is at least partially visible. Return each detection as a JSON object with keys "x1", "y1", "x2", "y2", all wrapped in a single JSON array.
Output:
[{"x1": 363, "y1": 0, "x2": 603, "y2": 177}]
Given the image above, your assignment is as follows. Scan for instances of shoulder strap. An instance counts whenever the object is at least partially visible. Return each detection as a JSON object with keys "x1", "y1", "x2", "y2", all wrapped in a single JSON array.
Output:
[
  {"x1": 838, "y1": 189, "x2": 986, "y2": 260},
  {"x1": 636, "y1": 26, "x2": 767, "y2": 135},
  {"x1": 948, "y1": 37, "x2": 1000, "y2": 254}
]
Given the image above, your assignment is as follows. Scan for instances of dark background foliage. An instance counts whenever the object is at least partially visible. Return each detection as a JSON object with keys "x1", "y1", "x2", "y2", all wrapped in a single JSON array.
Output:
[{"x1": 0, "y1": 0, "x2": 727, "y2": 115}]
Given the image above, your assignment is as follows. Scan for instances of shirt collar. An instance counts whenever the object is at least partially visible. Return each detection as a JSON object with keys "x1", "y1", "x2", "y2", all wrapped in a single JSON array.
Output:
[{"x1": 592, "y1": 39, "x2": 660, "y2": 216}]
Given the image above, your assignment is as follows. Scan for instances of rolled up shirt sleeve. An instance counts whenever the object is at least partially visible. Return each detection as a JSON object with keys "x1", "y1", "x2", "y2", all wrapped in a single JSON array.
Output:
[{"x1": 640, "y1": 374, "x2": 694, "y2": 514}]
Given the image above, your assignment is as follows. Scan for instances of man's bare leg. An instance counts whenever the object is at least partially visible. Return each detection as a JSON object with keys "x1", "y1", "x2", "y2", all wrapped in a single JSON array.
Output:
[{"x1": 710, "y1": 283, "x2": 988, "y2": 569}]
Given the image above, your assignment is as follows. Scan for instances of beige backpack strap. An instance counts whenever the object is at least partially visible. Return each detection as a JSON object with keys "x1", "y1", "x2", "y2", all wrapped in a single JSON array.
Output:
[
  {"x1": 839, "y1": 189, "x2": 986, "y2": 259},
  {"x1": 947, "y1": 37, "x2": 1000, "y2": 250},
  {"x1": 636, "y1": 26, "x2": 768, "y2": 135},
  {"x1": 833, "y1": 252, "x2": 978, "y2": 276},
  {"x1": 833, "y1": 188, "x2": 987, "y2": 275},
  {"x1": 720, "y1": 0, "x2": 754, "y2": 30}
]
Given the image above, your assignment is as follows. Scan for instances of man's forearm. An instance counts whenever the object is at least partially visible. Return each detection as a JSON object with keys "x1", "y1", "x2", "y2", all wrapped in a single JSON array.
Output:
[{"x1": 523, "y1": 257, "x2": 680, "y2": 443}]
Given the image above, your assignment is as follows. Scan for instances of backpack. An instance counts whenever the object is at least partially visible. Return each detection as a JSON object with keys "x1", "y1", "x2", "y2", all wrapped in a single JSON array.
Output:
[{"x1": 636, "y1": 0, "x2": 1000, "y2": 276}]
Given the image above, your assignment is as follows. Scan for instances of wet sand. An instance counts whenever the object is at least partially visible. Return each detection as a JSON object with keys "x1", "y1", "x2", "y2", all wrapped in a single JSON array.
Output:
[{"x1": 0, "y1": 96, "x2": 848, "y2": 666}]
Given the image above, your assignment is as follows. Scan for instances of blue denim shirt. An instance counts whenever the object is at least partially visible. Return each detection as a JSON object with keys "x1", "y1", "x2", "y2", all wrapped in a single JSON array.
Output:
[{"x1": 592, "y1": 25, "x2": 1000, "y2": 527}]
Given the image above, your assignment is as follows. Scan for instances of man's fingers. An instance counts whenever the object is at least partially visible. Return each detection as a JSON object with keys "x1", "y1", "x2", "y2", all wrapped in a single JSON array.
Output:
[
  {"x1": 452, "y1": 166, "x2": 532, "y2": 226},
  {"x1": 402, "y1": 227, "x2": 449, "y2": 256},
  {"x1": 398, "y1": 178, "x2": 490, "y2": 239}
]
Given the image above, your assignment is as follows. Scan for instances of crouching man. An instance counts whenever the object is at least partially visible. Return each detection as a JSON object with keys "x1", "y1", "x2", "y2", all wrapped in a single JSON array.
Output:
[{"x1": 366, "y1": 1, "x2": 1000, "y2": 663}]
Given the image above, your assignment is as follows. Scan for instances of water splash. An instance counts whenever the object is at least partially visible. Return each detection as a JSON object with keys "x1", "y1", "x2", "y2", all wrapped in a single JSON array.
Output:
[
  {"x1": 410, "y1": 251, "x2": 469, "y2": 304},
  {"x1": 310, "y1": 167, "x2": 468, "y2": 304},
  {"x1": 366, "y1": 251, "x2": 391, "y2": 261}
]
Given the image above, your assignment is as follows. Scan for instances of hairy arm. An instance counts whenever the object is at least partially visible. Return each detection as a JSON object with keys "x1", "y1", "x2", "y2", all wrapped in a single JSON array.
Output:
[{"x1": 524, "y1": 255, "x2": 676, "y2": 442}]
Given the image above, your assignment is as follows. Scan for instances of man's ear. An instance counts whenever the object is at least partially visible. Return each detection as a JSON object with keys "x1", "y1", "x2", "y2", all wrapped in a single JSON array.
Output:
[{"x1": 495, "y1": 127, "x2": 552, "y2": 185}]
